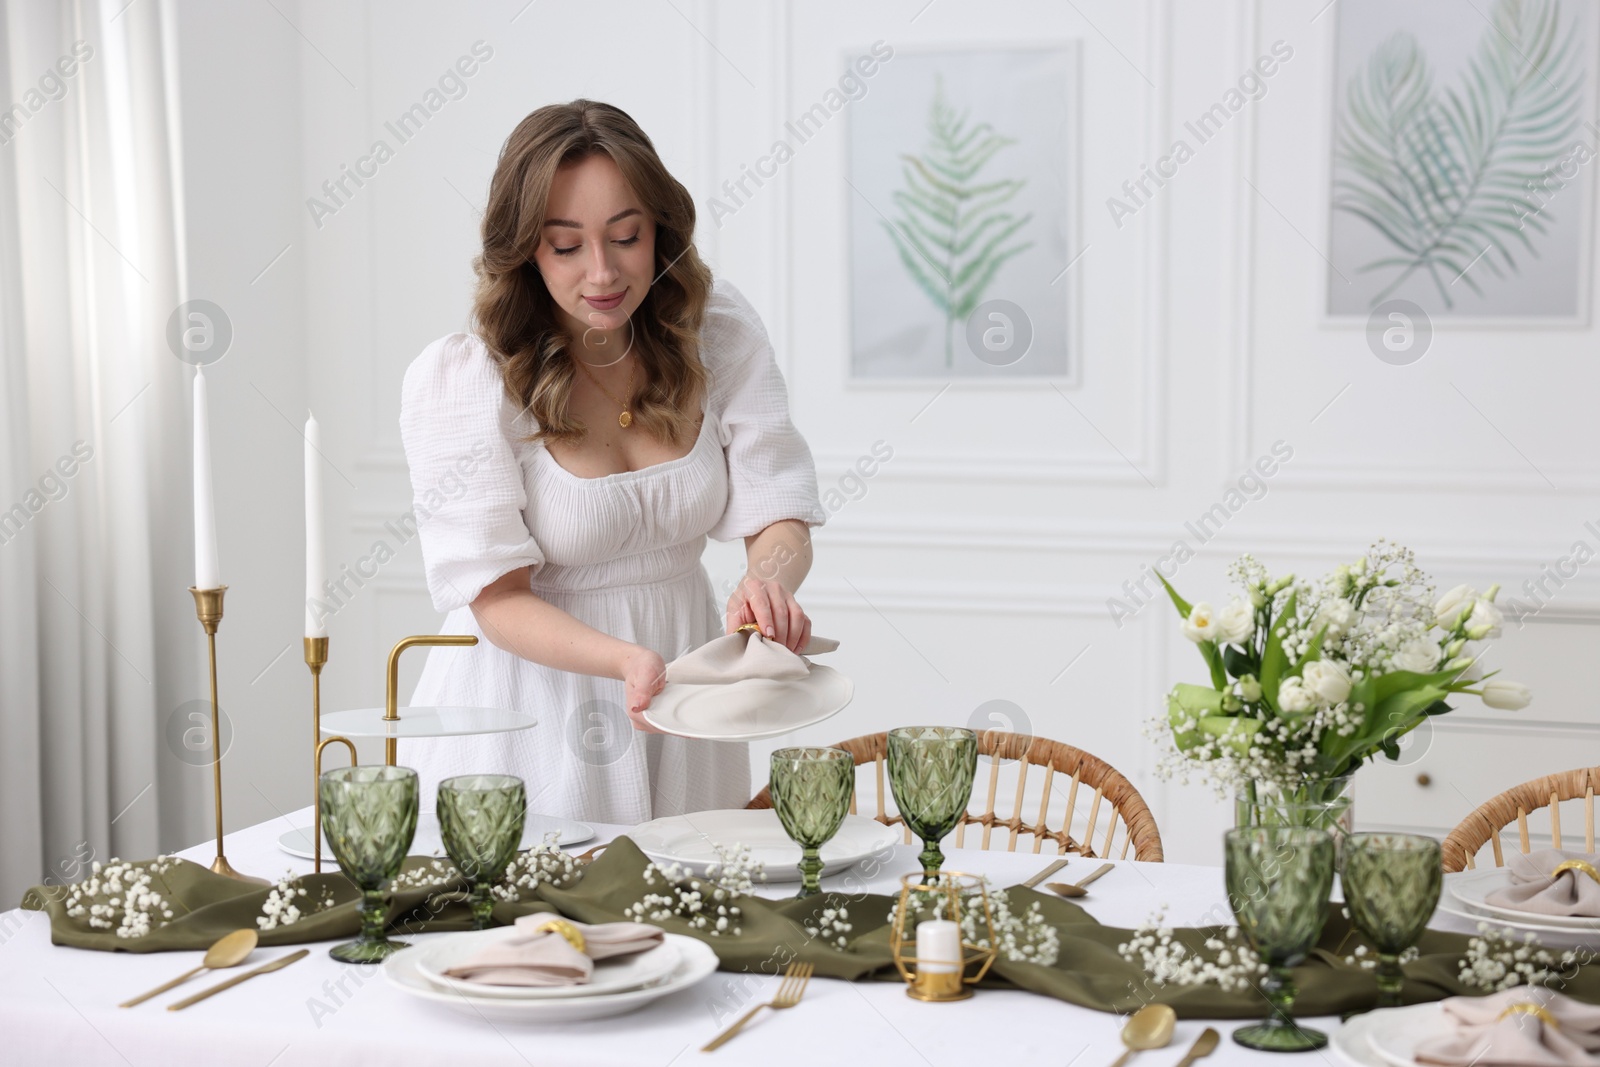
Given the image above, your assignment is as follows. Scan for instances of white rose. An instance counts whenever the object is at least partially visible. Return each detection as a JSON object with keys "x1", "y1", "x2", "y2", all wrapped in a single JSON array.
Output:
[
  {"x1": 1312, "y1": 599, "x2": 1356, "y2": 640},
  {"x1": 1466, "y1": 598, "x2": 1504, "y2": 640},
  {"x1": 1434, "y1": 584, "x2": 1477, "y2": 630},
  {"x1": 1480, "y1": 679, "x2": 1531, "y2": 710},
  {"x1": 1277, "y1": 677, "x2": 1315, "y2": 713},
  {"x1": 1216, "y1": 598, "x2": 1254, "y2": 646},
  {"x1": 1302, "y1": 660, "x2": 1352, "y2": 705},
  {"x1": 1391, "y1": 637, "x2": 1440, "y2": 674},
  {"x1": 1182, "y1": 602, "x2": 1219, "y2": 644}
]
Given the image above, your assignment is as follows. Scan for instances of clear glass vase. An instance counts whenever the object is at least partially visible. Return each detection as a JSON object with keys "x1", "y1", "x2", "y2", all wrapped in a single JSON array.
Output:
[{"x1": 1234, "y1": 775, "x2": 1354, "y2": 838}]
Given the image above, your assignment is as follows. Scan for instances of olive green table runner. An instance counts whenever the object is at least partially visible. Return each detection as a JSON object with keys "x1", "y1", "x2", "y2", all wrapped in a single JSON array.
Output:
[{"x1": 21, "y1": 837, "x2": 1600, "y2": 1018}]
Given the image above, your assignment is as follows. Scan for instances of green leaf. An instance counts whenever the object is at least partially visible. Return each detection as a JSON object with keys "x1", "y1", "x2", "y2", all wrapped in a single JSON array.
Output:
[
  {"x1": 1258, "y1": 589, "x2": 1298, "y2": 708},
  {"x1": 1167, "y1": 684, "x2": 1225, "y2": 750},
  {"x1": 1155, "y1": 572, "x2": 1192, "y2": 618},
  {"x1": 1223, "y1": 644, "x2": 1258, "y2": 679},
  {"x1": 1198, "y1": 716, "x2": 1262, "y2": 757}
]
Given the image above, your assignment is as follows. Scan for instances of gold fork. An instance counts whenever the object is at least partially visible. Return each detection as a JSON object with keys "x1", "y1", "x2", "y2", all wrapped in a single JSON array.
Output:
[{"x1": 700, "y1": 961, "x2": 814, "y2": 1051}]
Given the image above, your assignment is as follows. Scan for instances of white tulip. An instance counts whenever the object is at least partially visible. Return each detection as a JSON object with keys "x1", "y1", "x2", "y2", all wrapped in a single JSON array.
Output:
[
  {"x1": 1216, "y1": 598, "x2": 1254, "y2": 646},
  {"x1": 1182, "y1": 602, "x2": 1220, "y2": 644},
  {"x1": 1466, "y1": 598, "x2": 1504, "y2": 640},
  {"x1": 1480, "y1": 679, "x2": 1531, "y2": 710},
  {"x1": 1278, "y1": 677, "x2": 1315, "y2": 713},
  {"x1": 1434, "y1": 584, "x2": 1477, "y2": 630},
  {"x1": 1391, "y1": 637, "x2": 1441, "y2": 674},
  {"x1": 1302, "y1": 660, "x2": 1352, "y2": 705}
]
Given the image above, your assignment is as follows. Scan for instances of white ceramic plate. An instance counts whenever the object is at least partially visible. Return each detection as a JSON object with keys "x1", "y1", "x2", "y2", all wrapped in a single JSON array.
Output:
[
  {"x1": 415, "y1": 926, "x2": 681, "y2": 1000},
  {"x1": 1364, "y1": 1002, "x2": 1456, "y2": 1067},
  {"x1": 629, "y1": 809, "x2": 899, "y2": 883},
  {"x1": 642, "y1": 665, "x2": 854, "y2": 741},
  {"x1": 1328, "y1": 1003, "x2": 1440, "y2": 1067},
  {"x1": 383, "y1": 933, "x2": 717, "y2": 1023},
  {"x1": 277, "y1": 811, "x2": 595, "y2": 864},
  {"x1": 1448, "y1": 868, "x2": 1600, "y2": 931},
  {"x1": 318, "y1": 705, "x2": 536, "y2": 739},
  {"x1": 1436, "y1": 893, "x2": 1600, "y2": 951}
]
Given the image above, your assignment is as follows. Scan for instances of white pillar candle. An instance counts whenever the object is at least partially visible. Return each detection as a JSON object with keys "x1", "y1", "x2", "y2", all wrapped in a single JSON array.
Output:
[
  {"x1": 916, "y1": 919, "x2": 961, "y2": 975},
  {"x1": 193, "y1": 367, "x2": 220, "y2": 589},
  {"x1": 304, "y1": 412, "x2": 326, "y2": 637}
]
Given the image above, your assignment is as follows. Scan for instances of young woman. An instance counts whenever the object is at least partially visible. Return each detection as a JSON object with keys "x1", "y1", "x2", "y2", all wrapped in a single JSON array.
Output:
[{"x1": 397, "y1": 100, "x2": 826, "y2": 824}]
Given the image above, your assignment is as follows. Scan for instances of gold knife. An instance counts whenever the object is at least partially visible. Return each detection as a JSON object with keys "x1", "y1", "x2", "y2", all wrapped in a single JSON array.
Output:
[
  {"x1": 1022, "y1": 857, "x2": 1070, "y2": 888},
  {"x1": 166, "y1": 949, "x2": 310, "y2": 1011}
]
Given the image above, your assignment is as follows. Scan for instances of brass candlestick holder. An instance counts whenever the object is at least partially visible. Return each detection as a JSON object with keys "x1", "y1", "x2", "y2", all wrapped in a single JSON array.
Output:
[
  {"x1": 304, "y1": 635, "x2": 356, "y2": 874},
  {"x1": 189, "y1": 586, "x2": 267, "y2": 885},
  {"x1": 888, "y1": 871, "x2": 997, "y2": 1001}
]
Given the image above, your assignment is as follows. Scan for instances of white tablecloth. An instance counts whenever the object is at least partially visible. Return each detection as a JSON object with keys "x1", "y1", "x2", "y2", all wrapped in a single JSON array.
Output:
[{"x1": 0, "y1": 809, "x2": 1486, "y2": 1067}]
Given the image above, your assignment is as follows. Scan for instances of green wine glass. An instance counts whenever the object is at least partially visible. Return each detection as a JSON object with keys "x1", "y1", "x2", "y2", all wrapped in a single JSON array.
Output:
[
  {"x1": 1342, "y1": 832, "x2": 1442, "y2": 1007},
  {"x1": 1224, "y1": 826, "x2": 1336, "y2": 1052},
  {"x1": 320, "y1": 765, "x2": 419, "y2": 963},
  {"x1": 886, "y1": 726, "x2": 978, "y2": 882},
  {"x1": 769, "y1": 747, "x2": 855, "y2": 898},
  {"x1": 437, "y1": 774, "x2": 527, "y2": 929}
]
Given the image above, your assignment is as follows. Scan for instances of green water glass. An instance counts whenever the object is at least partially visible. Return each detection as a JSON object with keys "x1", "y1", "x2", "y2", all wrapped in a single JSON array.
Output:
[
  {"x1": 1342, "y1": 832, "x2": 1442, "y2": 1007},
  {"x1": 886, "y1": 726, "x2": 978, "y2": 882},
  {"x1": 1224, "y1": 826, "x2": 1336, "y2": 1052},
  {"x1": 437, "y1": 774, "x2": 527, "y2": 929},
  {"x1": 770, "y1": 747, "x2": 855, "y2": 898},
  {"x1": 319, "y1": 765, "x2": 419, "y2": 964}
]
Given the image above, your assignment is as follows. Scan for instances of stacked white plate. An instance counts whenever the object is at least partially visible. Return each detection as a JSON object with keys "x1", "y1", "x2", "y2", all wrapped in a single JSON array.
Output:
[
  {"x1": 630, "y1": 809, "x2": 901, "y2": 884},
  {"x1": 1331, "y1": 1002, "x2": 1456, "y2": 1067},
  {"x1": 384, "y1": 929, "x2": 718, "y2": 1022},
  {"x1": 1438, "y1": 868, "x2": 1600, "y2": 951}
]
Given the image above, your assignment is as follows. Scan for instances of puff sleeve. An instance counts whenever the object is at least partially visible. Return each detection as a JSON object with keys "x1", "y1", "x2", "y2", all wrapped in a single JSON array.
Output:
[
  {"x1": 703, "y1": 280, "x2": 828, "y2": 542},
  {"x1": 399, "y1": 333, "x2": 545, "y2": 613}
]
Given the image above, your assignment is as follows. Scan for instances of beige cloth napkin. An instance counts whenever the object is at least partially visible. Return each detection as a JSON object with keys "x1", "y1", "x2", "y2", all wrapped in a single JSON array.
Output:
[
  {"x1": 1415, "y1": 987, "x2": 1600, "y2": 1066},
  {"x1": 663, "y1": 628, "x2": 839, "y2": 685},
  {"x1": 441, "y1": 916, "x2": 665, "y2": 987},
  {"x1": 1484, "y1": 849, "x2": 1600, "y2": 918}
]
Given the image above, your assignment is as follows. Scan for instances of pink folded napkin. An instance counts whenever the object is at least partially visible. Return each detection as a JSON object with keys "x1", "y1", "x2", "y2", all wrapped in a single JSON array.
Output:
[
  {"x1": 1415, "y1": 987, "x2": 1600, "y2": 1066},
  {"x1": 441, "y1": 916, "x2": 665, "y2": 987},
  {"x1": 1485, "y1": 850, "x2": 1600, "y2": 918},
  {"x1": 663, "y1": 628, "x2": 840, "y2": 685}
]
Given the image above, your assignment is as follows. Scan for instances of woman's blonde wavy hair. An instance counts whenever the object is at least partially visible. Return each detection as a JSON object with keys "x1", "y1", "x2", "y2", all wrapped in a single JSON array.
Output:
[{"x1": 472, "y1": 99, "x2": 713, "y2": 447}]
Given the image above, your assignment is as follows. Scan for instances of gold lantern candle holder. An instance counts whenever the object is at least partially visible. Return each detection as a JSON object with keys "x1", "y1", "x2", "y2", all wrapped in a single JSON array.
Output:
[{"x1": 889, "y1": 871, "x2": 998, "y2": 1001}]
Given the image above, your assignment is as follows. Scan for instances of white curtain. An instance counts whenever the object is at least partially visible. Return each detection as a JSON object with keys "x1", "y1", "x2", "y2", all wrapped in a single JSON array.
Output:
[{"x1": 0, "y1": 0, "x2": 197, "y2": 906}]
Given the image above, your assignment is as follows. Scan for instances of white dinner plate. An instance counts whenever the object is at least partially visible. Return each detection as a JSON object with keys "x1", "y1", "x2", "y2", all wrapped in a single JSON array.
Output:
[
  {"x1": 629, "y1": 809, "x2": 900, "y2": 883},
  {"x1": 1327, "y1": 1003, "x2": 1442, "y2": 1067},
  {"x1": 642, "y1": 665, "x2": 854, "y2": 741},
  {"x1": 1363, "y1": 1002, "x2": 1455, "y2": 1067},
  {"x1": 1448, "y1": 868, "x2": 1600, "y2": 931},
  {"x1": 277, "y1": 811, "x2": 595, "y2": 864},
  {"x1": 1436, "y1": 891, "x2": 1600, "y2": 951},
  {"x1": 383, "y1": 932, "x2": 717, "y2": 1023},
  {"x1": 415, "y1": 926, "x2": 681, "y2": 1000}
]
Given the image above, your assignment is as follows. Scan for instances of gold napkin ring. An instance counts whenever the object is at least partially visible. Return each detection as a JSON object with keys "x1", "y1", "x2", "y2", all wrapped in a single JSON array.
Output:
[
  {"x1": 1497, "y1": 1002, "x2": 1560, "y2": 1030},
  {"x1": 535, "y1": 919, "x2": 587, "y2": 954},
  {"x1": 1551, "y1": 859, "x2": 1600, "y2": 886},
  {"x1": 736, "y1": 623, "x2": 764, "y2": 638}
]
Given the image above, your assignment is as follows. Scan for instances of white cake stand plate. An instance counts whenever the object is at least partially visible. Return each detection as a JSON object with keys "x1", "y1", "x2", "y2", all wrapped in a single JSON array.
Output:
[{"x1": 318, "y1": 705, "x2": 536, "y2": 739}]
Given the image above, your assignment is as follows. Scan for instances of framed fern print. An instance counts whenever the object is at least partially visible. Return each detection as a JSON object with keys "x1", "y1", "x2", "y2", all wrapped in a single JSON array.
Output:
[
  {"x1": 845, "y1": 43, "x2": 1079, "y2": 381},
  {"x1": 1326, "y1": 0, "x2": 1598, "y2": 320}
]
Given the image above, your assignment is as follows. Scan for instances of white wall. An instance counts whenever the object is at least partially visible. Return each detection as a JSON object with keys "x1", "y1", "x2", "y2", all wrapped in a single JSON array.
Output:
[{"x1": 175, "y1": 0, "x2": 1600, "y2": 866}]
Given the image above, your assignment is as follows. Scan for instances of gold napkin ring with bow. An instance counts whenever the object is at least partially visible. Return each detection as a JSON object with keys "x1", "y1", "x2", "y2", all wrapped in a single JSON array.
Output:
[
  {"x1": 1551, "y1": 859, "x2": 1600, "y2": 886},
  {"x1": 535, "y1": 919, "x2": 587, "y2": 954},
  {"x1": 1497, "y1": 1002, "x2": 1561, "y2": 1031}
]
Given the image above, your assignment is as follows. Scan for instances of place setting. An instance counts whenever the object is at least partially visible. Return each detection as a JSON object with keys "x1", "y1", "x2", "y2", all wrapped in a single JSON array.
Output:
[{"x1": 1437, "y1": 850, "x2": 1600, "y2": 952}]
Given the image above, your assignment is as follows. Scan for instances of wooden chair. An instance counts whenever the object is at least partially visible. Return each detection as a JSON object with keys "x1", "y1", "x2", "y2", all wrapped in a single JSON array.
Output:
[
  {"x1": 1442, "y1": 766, "x2": 1599, "y2": 873},
  {"x1": 748, "y1": 730, "x2": 1164, "y2": 861}
]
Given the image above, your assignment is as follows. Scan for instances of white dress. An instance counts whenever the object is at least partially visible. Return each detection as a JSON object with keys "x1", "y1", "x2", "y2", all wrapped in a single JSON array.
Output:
[{"x1": 395, "y1": 276, "x2": 827, "y2": 824}]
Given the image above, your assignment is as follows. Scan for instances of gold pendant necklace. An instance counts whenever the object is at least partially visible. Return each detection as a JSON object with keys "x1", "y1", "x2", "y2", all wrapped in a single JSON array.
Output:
[{"x1": 574, "y1": 354, "x2": 635, "y2": 428}]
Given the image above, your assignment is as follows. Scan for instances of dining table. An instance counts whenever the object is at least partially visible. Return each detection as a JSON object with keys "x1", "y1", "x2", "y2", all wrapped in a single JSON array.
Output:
[{"x1": 0, "y1": 807, "x2": 1500, "y2": 1067}]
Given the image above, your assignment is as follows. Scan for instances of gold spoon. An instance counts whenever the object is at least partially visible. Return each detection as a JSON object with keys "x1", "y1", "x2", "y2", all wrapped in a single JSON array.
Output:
[
  {"x1": 1047, "y1": 861, "x2": 1116, "y2": 898},
  {"x1": 1172, "y1": 1027, "x2": 1220, "y2": 1067},
  {"x1": 118, "y1": 928, "x2": 258, "y2": 1008},
  {"x1": 1108, "y1": 1003, "x2": 1177, "y2": 1067}
]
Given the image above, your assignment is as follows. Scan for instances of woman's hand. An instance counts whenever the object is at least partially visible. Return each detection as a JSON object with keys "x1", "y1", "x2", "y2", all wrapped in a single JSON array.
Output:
[
  {"x1": 619, "y1": 645, "x2": 669, "y2": 733},
  {"x1": 726, "y1": 575, "x2": 812, "y2": 653}
]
